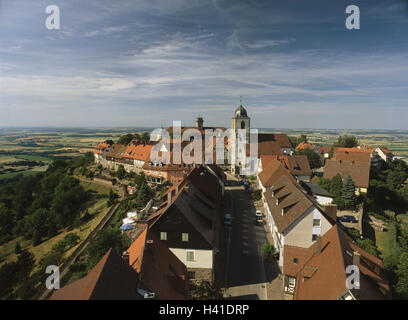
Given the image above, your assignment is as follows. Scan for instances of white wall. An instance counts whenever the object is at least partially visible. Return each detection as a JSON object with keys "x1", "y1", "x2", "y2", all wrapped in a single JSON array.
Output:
[
  {"x1": 316, "y1": 195, "x2": 333, "y2": 205},
  {"x1": 170, "y1": 248, "x2": 213, "y2": 269}
]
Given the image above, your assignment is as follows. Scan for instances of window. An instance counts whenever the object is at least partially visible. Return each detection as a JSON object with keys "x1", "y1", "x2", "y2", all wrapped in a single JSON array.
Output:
[
  {"x1": 182, "y1": 233, "x2": 189, "y2": 242},
  {"x1": 313, "y1": 219, "x2": 321, "y2": 227},
  {"x1": 312, "y1": 234, "x2": 318, "y2": 242},
  {"x1": 160, "y1": 232, "x2": 167, "y2": 240},
  {"x1": 186, "y1": 251, "x2": 195, "y2": 261},
  {"x1": 187, "y1": 271, "x2": 196, "y2": 279}
]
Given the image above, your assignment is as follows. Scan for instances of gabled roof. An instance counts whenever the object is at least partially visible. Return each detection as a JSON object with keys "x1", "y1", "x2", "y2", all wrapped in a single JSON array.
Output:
[
  {"x1": 258, "y1": 159, "x2": 298, "y2": 188},
  {"x1": 94, "y1": 142, "x2": 111, "y2": 155},
  {"x1": 122, "y1": 143, "x2": 154, "y2": 161},
  {"x1": 127, "y1": 227, "x2": 189, "y2": 300},
  {"x1": 260, "y1": 155, "x2": 311, "y2": 177},
  {"x1": 377, "y1": 146, "x2": 393, "y2": 156},
  {"x1": 264, "y1": 175, "x2": 315, "y2": 233},
  {"x1": 324, "y1": 159, "x2": 370, "y2": 188},
  {"x1": 105, "y1": 143, "x2": 127, "y2": 160},
  {"x1": 50, "y1": 249, "x2": 143, "y2": 300},
  {"x1": 295, "y1": 142, "x2": 316, "y2": 152},
  {"x1": 287, "y1": 225, "x2": 391, "y2": 300},
  {"x1": 333, "y1": 148, "x2": 372, "y2": 163}
]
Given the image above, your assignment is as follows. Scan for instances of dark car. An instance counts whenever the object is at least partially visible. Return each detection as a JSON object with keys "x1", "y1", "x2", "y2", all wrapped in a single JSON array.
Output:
[{"x1": 338, "y1": 215, "x2": 358, "y2": 223}]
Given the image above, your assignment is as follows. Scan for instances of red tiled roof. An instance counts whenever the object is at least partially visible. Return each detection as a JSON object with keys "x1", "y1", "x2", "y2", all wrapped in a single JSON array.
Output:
[
  {"x1": 50, "y1": 249, "x2": 143, "y2": 300},
  {"x1": 324, "y1": 159, "x2": 370, "y2": 188},
  {"x1": 122, "y1": 143, "x2": 154, "y2": 161},
  {"x1": 290, "y1": 225, "x2": 391, "y2": 300},
  {"x1": 332, "y1": 148, "x2": 372, "y2": 163},
  {"x1": 258, "y1": 159, "x2": 298, "y2": 188},
  {"x1": 127, "y1": 228, "x2": 189, "y2": 300}
]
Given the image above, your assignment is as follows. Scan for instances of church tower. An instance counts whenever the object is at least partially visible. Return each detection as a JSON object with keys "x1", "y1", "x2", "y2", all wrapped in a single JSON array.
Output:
[
  {"x1": 231, "y1": 98, "x2": 250, "y2": 142},
  {"x1": 231, "y1": 98, "x2": 250, "y2": 175}
]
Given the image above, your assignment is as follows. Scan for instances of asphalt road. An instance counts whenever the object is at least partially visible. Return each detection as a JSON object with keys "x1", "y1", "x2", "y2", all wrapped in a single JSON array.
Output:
[{"x1": 224, "y1": 175, "x2": 268, "y2": 300}]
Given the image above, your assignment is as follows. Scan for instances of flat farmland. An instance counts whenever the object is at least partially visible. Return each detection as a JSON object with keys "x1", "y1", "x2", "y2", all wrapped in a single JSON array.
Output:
[{"x1": 0, "y1": 128, "x2": 152, "y2": 182}]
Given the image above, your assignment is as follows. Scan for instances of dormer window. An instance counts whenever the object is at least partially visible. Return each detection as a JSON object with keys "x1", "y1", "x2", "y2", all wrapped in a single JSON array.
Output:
[{"x1": 281, "y1": 208, "x2": 284, "y2": 215}]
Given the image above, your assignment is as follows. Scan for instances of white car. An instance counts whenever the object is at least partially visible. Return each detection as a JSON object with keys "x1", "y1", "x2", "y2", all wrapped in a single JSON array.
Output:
[{"x1": 256, "y1": 210, "x2": 262, "y2": 218}]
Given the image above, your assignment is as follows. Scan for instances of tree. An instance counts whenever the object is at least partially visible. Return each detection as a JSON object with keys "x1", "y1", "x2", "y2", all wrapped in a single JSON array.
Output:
[
  {"x1": 86, "y1": 229, "x2": 130, "y2": 269},
  {"x1": 134, "y1": 172, "x2": 146, "y2": 188},
  {"x1": 294, "y1": 148, "x2": 321, "y2": 169},
  {"x1": 15, "y1": 250, "x2": 36, "y2": 281},
  {"x1": 334, "y1": 135, "x2": 359, "y2": 148},
  {"x1": 141, "y1": 132, "x2": 151, "y2": 143},
  {"x1": 107, "y1": 189, "x2": 118, "y2": 207},
  {"x1": 341, "y1": 174, "x2": 357, "y2": 209},
  {"x1": 330, "y1": 174, "x2": 343, "y2": 199},
  {"x1": 0, "y1": 262, "x2": 18, "y2": 298},
  {"x1": 262, "y1": 243, "x2": 276, "y2": 257},
  {"x1": 116, "y1": 165, "x2": 126, "y2": 180},
  {"x1": 14, "y1": 241, "x2": 22, "y2": 254},
  {"x1": 117, "y1": 133, "x2": 134, "y2": 145},
  {"x1": 136, "y1": 182, "x2": 152, "y2": 207}
]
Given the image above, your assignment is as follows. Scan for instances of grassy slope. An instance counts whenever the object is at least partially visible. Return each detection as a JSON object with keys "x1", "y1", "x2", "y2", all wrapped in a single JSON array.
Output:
[{"x1": 0, "y1": 180, "x2": 112, "y2": 271}]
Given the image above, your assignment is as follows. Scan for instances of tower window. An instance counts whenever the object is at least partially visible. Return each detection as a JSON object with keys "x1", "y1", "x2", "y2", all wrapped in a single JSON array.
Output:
[{"x1": 241, "y1": 121, "x2": 245, "y2": 129}]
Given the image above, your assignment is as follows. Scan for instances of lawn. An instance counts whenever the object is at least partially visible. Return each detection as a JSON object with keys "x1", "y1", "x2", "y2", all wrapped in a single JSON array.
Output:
[{"x1": 375, "y1": 230, "x2": 392, "y2": 259}]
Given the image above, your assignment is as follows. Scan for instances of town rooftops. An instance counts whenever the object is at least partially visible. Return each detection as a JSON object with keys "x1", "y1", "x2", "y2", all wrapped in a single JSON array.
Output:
[
  {"x1": 332, "y1": 148, "x2": 372, "y2": 163},
  {"x1": 258, "y1": 159, "x2": 298, "y2": 188},
  {"x1": 122, "y1": 143, "x2": 154, "y2": 161},
  {"x1": 378, "y1": 146, "x2": 393, "y2": 156},
  {"x1": 105, "y1": 143, "x2": 127, "y2": 160},
  {"x1": 94, "y1": 141, "x2": 112, "y2": 155},
  {"x1": 50, "y1": 249, "x2": 144, "y2": 300},
  {"x1": 260, "y1": 154, "x2": 311, "y2": 177},
  {"x1": 323, "y1": 159, "x2": 370, "y2": 188},
  {"x1": 264, "y1": 175, "x2": 314, "y2": 233},
  {"x1": 285, "y1": 225, "x2": 391, "y2": 300},
  {"x1": 126, "y1": 227, "x2": 189, "y2": 300},
  {"x1": 264, "y1": 174, "x2": 336, "y2": 234}
]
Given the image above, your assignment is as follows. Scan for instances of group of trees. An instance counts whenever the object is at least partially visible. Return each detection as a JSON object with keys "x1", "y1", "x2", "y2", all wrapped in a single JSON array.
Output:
[
  {"x1": 117, "y1": 132, "x2": 151, "y2": 145},
  {"x1": 367, "y1": 159, "x2": 408, "y2": 214},
  {"x1": 318, "y1": 173, "x2": 357, "y2": 210},
  {"x1": 0, "y1": 249, "x2": 36, "y2": 299},
  {"x1": 67, "y1": 228, "x2": 131, "y2": 283},
  {"x1": 383, "y1": 221, "x2": 408, "y2": 298},
  {"x1": 0, "y1": 154, "x2": 93, "y2": 246},
  {"x1": 294, "y1": 148, "x2": 322, "y2": 169},
  {"x1": 328, "y1": 135, "x2": 359, "y2": 158},
  {"x1": 288, "y1": 134, "x2": 308, "y2": 148}
]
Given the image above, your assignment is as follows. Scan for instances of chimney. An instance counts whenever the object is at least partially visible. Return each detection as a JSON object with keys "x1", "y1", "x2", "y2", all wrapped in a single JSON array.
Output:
[
  {"x1": 167, "y1": 191, "x2": 172, "y2": 206},
  {"x1": 122, "y1": 251, "x2": 129, "y2": 264},
  {"x1": 315, "y1": 236, "x2": 322, "y2": 255},
  {"x1": 353, "y1": 251, "x2": 360, "y2": 266}
]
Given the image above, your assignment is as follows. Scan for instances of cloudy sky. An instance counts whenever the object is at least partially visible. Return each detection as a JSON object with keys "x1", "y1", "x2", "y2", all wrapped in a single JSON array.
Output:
[{"x1": 0, "y1": 0, "x2": 407, "y2": 129}]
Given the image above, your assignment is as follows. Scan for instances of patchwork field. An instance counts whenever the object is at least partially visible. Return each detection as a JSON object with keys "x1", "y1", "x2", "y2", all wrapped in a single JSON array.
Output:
[
  {"x1": 0, "y1": 128, "x2": 151, "y2": 182},
  {"x1": 1, "y1": 128, "x2": 407, "y2": 182}
]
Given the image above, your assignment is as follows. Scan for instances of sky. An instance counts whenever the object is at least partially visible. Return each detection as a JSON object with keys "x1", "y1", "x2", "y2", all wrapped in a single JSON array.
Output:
[{"x1": 0, "y1": 0, "x2": 408, "y2": 129}]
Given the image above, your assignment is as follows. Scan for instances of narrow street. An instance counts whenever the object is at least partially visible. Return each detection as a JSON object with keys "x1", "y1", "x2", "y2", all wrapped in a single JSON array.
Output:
[{"x1": 223, "y1": 173, "x2": 268, "y2": 300}]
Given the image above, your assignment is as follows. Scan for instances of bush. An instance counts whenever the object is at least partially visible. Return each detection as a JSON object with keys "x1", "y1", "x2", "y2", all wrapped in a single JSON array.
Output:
[{"x1": 262, "y1": 243, "x2": 276, "y2": 257}]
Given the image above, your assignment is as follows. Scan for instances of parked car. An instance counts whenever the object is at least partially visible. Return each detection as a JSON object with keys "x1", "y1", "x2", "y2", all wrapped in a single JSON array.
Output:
[
  {"x1": 256, "y1": 216, "x2": 263, "y2": 225},
  {"x1": 338, "y1": 215, "x2": 358, "y2": 223},
  {"x1": 224, "y1": 213, "x2": 232, "y2": 226},
  {"x1": 256, "y1": 210, "x2": 262, "y2": 218}
]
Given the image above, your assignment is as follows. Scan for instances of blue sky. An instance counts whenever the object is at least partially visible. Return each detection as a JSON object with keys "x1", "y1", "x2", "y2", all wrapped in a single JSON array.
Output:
[{"x1": 0, "y1": 0, "x2": 407, "y2": 129}]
